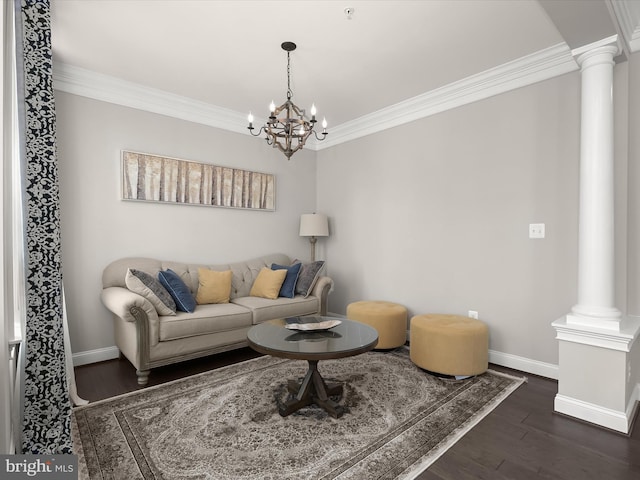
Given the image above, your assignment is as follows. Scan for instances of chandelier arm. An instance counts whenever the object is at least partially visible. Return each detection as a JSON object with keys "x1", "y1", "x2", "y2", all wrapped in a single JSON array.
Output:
[
  {"x1": 248, "y1": 126, "x2": 267, "y2": 137},
  {"x1": 312, "y1": 131, "x2": 329, "y2": 141}
]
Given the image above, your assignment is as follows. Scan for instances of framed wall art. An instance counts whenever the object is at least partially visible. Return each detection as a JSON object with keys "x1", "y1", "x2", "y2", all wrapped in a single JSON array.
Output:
[{"x1": 121, "y1": 151, "x2": 275, "y2": 211}]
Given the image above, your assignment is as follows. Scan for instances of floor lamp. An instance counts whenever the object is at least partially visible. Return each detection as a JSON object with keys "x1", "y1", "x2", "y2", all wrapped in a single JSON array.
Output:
[{"x1": 299, "y1": 213, "x2": 329, "y2": 262}]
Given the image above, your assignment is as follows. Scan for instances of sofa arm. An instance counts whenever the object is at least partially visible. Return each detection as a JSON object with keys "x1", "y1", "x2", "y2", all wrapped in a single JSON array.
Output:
[
  {"x1": 101, "y1": 286, "x2": 161, "y2": 346},
  {"x1": 101, "y1": 286, "x2": 155, "y2": 322},
  {"x1": 311, "y1": 276, "x2": 334, "y2": 316}
]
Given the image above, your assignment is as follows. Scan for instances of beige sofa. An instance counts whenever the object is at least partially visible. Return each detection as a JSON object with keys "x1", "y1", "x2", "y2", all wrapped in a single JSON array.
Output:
[{"x1": 101, "y1": 253, "x2": 333, "y2": 385}]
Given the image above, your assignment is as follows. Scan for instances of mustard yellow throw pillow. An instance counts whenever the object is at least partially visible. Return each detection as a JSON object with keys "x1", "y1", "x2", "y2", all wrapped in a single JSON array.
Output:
[
  {"x1": 250, "y1": 267, "x2": 287, "y2": 300},
  {"x1": 196, "y1": 268, "x2": 232, "y2": 304}
]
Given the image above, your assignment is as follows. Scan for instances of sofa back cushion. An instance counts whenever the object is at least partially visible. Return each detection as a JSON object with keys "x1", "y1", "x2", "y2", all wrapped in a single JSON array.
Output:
[
  {"x1": 188, "y1": 253, "x2": 291, "y2": 299},
  {"x1": 102, "y1": 253, "x2": 292, "y2": 301}
]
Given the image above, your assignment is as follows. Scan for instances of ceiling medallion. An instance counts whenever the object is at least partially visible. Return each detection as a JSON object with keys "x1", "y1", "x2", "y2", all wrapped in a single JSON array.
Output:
[{"x1": 248, "y1": 42, "x2": 328, "y2": 160}]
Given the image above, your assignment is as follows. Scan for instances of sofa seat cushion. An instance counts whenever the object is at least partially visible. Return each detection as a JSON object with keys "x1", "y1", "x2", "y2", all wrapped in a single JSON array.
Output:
[
  {"x1": 231, "y1": 295, "x2": 319, "y2": 324},
  {"x1": 159, "y1": 303, "x2": 252, "y2": 341}
]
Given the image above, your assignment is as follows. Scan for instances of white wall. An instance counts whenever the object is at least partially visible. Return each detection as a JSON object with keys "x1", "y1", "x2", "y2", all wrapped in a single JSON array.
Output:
[
  {"x1": 55, "y1": 92, "x2": 319, "y2": 355},
  {"x1": 317, "y1": 72, "x2": 583, "y2": 366}
]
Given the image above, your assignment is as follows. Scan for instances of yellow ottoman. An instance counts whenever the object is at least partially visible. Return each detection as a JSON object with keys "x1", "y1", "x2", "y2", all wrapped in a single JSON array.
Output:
[
  {"x1": 347, "y1": 300, "x2": 407, "y2": 349},
  {"x1": 410, "y1": 314, "x2": 488, "y2": 376}
]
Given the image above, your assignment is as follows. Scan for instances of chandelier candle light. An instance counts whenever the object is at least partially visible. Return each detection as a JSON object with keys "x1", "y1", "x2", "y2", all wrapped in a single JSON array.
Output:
[{"x1": 248, "y1": 42, "x2": 328, "y2": 159}]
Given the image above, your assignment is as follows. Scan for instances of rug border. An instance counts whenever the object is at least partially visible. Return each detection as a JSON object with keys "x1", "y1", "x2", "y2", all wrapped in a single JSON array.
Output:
[{"x1": 399, "y1": 368, "x2": 527, "y2": 479}]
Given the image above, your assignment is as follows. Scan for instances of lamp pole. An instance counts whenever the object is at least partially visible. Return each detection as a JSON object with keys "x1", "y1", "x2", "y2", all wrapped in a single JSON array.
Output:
[{"x1": 309, "y1": 236, "x2": 318, "y2": 262}]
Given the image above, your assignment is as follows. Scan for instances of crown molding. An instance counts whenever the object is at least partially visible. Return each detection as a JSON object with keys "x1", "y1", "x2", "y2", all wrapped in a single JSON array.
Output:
[
  {"x1": 607, "y1": 0, "x2": 640, "y2": 54},
  {"x1": 315, "y1": 43, "x2": 577, "y2": 150},
  {"x1": 52, "y1": 63, "x2": 250, "y2": 135},
  {"x1": 53, "y1": 42, "x2": 578, "y2": 151}
]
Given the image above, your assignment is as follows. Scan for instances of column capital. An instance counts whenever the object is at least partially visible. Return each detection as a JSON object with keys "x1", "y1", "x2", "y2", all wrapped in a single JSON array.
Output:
[{"x1": 572, "y1": 35, "x2": 621, "y2": 68}]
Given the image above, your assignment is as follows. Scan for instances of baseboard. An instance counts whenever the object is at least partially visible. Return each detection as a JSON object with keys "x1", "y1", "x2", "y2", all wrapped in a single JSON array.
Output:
[
  {"x1": 628, "y1": 383, "x2": 640, "y2": 431},
  {"x1": 554, "y1": 393, "x2": 637, "y2": 434},
  {"x1": 71, "y1": 336, "x2": 560, "y2": 382},
  {"x1": 72, "y1": 346, "x2": 120, "y2": 367},
  {"x1": 488, "y1": 350, "x2": 559, "y2": 380}
]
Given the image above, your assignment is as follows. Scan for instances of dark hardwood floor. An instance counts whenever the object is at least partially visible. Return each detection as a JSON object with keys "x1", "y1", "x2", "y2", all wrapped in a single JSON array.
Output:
[{"x1": 74, "y1": 349, "x2": 640, "y2": 479}]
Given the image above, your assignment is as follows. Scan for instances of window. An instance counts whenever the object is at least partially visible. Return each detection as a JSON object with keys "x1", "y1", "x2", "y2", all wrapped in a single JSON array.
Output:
[
  {"x1": 1, "y1": 0, "x2": 25, "y2": 454},
  {"x1": 2, "y1": 0, "x2": 24, "y2": 344}
]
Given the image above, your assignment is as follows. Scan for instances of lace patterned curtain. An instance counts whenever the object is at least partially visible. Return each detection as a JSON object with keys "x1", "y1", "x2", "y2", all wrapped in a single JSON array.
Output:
[{"x1": 14, "y1": 0, "x2": 72, "y2": 454}]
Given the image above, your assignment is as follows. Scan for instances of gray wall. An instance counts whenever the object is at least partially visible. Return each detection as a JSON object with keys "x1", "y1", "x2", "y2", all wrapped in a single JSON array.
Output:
[
  {"x1": 55, "y1": 92, "x2": 319, "y2": 354},
  {"x1": 316, "y1": 72, "x2": 584, "y2": 365}
]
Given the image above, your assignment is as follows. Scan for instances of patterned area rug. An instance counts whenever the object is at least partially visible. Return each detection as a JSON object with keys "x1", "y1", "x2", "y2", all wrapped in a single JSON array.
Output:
[{"x1": 72, "y1": 348, "x2": 525, "y2": 479}]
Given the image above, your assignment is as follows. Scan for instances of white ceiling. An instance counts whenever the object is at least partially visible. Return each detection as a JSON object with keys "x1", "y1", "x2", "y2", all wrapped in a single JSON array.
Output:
[{"x1": 50, "y1": 0, "x2": 638, "y2": 130}]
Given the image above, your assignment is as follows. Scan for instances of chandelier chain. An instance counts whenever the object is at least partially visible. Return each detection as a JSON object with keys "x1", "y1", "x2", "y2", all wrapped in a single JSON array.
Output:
[{"x1": 287, "y1": 52, "x2": 292, "y2": 100}]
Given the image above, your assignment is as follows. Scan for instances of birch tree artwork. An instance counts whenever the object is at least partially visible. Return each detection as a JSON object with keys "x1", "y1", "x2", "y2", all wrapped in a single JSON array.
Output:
[{"x1": 122, "y1": 151, "x2": 275, "y2": 211}]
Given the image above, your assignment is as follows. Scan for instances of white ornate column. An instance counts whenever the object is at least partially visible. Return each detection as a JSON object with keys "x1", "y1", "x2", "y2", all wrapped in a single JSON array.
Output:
[
  {"x1": 566, "y1": 40, "x2": 621, "y2": 331},
  {"x1": 552, "y1": 36, "x2": 640, "y2": 434}
]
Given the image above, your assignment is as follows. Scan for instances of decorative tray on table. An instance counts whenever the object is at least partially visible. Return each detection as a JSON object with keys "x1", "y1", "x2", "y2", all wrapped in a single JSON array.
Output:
[{"x1": 284, "y1": 316, "x2": 342, "y2": 331}]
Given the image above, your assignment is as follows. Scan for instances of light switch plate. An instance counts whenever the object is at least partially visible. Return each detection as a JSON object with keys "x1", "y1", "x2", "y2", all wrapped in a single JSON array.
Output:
[{"x1": 529, "y1": 223, "x2": 545, "y2": 239}]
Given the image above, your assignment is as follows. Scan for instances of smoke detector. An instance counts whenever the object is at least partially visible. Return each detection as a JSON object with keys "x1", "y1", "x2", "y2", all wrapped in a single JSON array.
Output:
[{"x1": 344, "y1": 7, "x2": 354, "y2": 20}]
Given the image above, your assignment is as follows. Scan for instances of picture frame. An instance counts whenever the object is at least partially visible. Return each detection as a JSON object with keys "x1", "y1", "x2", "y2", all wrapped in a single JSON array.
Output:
[{"x1": 121, "y1": 151, "x2": 275, "y2": 211}]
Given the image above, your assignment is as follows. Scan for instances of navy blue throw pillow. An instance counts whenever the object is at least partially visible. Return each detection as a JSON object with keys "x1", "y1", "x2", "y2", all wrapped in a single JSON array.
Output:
[
  {"x1": 158, "y1": 269, "x2": 197, "y2": 313},
  {"x1": 271, "y1": 262, "x2": 302, "y2": 298}
]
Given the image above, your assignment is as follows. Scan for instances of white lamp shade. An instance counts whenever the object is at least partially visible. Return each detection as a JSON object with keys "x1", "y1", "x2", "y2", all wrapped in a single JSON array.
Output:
[{"x1": 299, "y1": 213, "x2": 329, "y2": 237}]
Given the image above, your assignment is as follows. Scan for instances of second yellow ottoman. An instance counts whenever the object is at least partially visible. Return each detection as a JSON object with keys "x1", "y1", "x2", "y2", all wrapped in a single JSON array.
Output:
[
  {"x1": 410, "y1": 314, "x2": 488, "y2": 376},
  {"x1": 346, "y1": 300, "x2": 407, "y2": 349}
]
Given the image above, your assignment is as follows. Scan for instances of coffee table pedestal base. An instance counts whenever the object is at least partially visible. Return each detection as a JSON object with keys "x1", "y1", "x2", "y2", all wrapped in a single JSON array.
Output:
[{"x1": 279, "y1": 360, "x2": 344, "y2": 418}]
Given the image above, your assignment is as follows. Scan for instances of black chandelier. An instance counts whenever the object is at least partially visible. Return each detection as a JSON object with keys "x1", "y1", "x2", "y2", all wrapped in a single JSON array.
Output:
[{"x1": 248, "y1": 42, "x2": 328, "y2": 159}]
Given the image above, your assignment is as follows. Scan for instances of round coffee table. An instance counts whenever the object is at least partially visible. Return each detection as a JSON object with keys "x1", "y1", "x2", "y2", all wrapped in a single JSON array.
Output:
[{"x1": 247, "y1": 317, "x2": 379, "y2": 418}]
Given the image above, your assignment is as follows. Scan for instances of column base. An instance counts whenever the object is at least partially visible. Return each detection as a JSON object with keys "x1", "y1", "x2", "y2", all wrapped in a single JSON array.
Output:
[
  {"x1": 566, "y1": 313, "x2": 622, "y2": 332},
  {"x1": 552, "y1": 315, "x2": 640, "y2": 433},
  {"x1": 568, "y1": 305, "x2": 622, "y2": 331}
]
